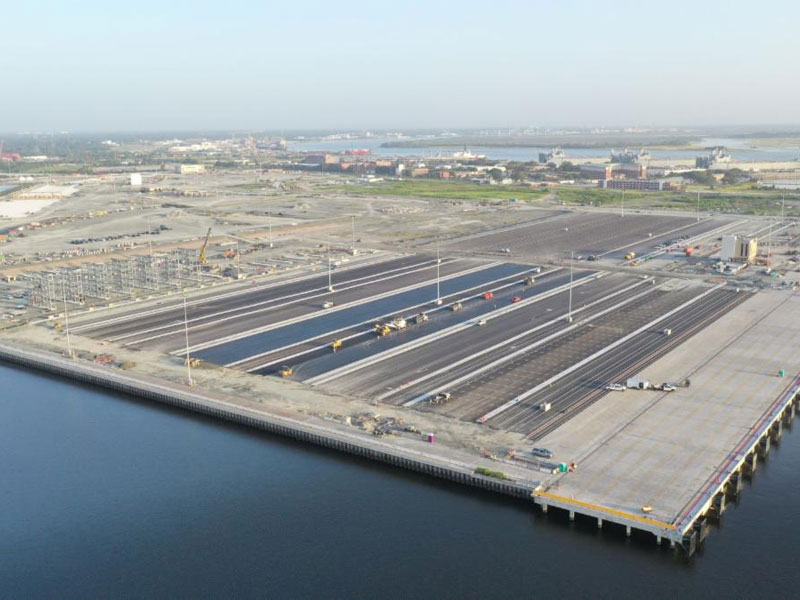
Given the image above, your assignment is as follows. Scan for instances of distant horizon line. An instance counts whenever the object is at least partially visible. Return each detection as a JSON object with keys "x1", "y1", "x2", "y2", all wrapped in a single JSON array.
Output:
[{"x1": 3, "y1": 123, "x2": 800, "y2": 137}]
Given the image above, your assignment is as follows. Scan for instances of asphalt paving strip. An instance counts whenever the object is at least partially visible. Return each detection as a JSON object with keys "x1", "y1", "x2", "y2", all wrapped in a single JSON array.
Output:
[
  {"x1": 364, "y1": 275, "x2": 656, "y2": 404},
  {"x1": 71, "y1": 253, "x2": 429, "y2": 334},
  {"x1": 191, "y1": 262, "x2": 533, "y2": 365},
  {"x1": 394, "y1": 278, "x2": 661, "y2": 407},
  {"x1": 238, "y1": 267, "x2": 568, "y2": 374},
  {"x1": 119, "y1": 257, "x2": 472, "y2": 348}
]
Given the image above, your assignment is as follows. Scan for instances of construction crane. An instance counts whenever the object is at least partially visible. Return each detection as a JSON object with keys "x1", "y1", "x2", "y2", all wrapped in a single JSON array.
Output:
[{"x1": 198, "y1": 227, "x2": 212, "y2": 264}]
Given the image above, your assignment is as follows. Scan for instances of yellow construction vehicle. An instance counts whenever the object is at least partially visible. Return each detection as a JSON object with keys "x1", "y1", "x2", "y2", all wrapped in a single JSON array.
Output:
[
  {"x1": 375, "y1": 323, "x2": 392, "y2": 337},
  {"x1": 184, "y1": 357, "x2": 203, "y2": 368},
  {"x1": 53, "y1": 322, "x2": 64, "y2": 330},
  {"x1": 624, "y1": 251, "x2": 636, "y2": 261},
  {"x1": 198, "y1": 227, "x2": 212, "y2": 264},
  {"x1": 279, "y1": 366, "x2": 294, "y2": 378},
  {"x1": 331, "y1": 339, "x2": 343, "y2": 352}
]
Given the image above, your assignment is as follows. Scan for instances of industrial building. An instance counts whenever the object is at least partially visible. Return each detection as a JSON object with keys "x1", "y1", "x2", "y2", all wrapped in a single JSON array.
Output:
[
  {"x1": 600, "y1": 179, "x2": 672, "y2": 191},
  {"x1": 580, "y1": 162, "x2": 646, "y2": 181},
  {"x1": 720, "y1": 234, "x2": 758, "y2": 262},
  {"x1": 179, "y1": 164, "x2": 206, "y2": 175},
  {"x1": 579, "y1": 163, "x2": 614, "y2": 179}
]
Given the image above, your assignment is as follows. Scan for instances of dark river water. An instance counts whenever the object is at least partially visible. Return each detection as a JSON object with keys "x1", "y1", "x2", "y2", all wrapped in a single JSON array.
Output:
[{"x1": 2, "y1": 362, "x2": 799, "y2": 599}]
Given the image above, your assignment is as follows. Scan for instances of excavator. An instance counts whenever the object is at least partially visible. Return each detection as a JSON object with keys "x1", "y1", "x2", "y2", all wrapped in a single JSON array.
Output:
[{"x1": 198, "y1": 227, "x2": 212, "y2": 265}]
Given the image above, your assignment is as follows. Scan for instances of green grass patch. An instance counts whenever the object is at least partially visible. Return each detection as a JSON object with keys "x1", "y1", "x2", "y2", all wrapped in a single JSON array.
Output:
[
  {"x1": 474, "y1": 466, "x2": 512, "y2": 480},
  {"x1": 330, "y1": 179, "x2": 549, "y2": 202},
  {"x1": 555, "y1": 187, "x2": 799, "y2": 216}
]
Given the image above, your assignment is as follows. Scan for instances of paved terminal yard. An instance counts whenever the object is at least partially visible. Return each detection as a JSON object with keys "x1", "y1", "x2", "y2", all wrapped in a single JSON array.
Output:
[
  {"x1": 52, "y1": 210, "x2": 800, "y2": 554},
  {"x1": 444, "y1": 211, "x2": 733, "y2": 261},
  {"x1": 534, "y1": 290, "x2": 800, "y2": 537}
]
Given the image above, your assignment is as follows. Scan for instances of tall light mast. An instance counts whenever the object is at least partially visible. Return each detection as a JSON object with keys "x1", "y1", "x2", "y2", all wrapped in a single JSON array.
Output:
[
  {"x1": 435, "y1": 243, "x2": 442, "y2": 305},
  {"x1": 62, "y1": 281, "x2": 73, "y2": 358},
  {"x1": 183, "y1": 296, "x2": 193, "y2": 386},
  {"x1": 566, "y1": 251, "x2": 574, "y2": 323},
  {"x1": 327, "y1": 247, "x2": 335, "y2": 292}
]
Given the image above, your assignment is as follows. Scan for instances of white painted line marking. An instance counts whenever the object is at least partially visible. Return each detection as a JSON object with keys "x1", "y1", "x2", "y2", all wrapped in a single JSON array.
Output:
[
  {"x1": 475, "y1": 283, "x2": 726, "y2": 423},
  {"x1": 177, "y1": 262, "x2": 504, "y2": 355},
  {"x1": 402, "y1": 277, "x2": 659, "y2": 407}
]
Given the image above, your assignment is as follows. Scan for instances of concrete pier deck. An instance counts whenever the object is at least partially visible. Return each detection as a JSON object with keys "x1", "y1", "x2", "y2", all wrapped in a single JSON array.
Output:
[{"x1": 534, "y1": 290, "x2": 800, "y2": 545}]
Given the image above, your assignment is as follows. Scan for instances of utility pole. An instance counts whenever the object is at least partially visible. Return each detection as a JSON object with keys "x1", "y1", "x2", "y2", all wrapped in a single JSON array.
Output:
[
  {"x1": 62, "y1": 281, "x2": 73, "y2": 358},
  {"x1": 566, "y1": 251, "x2": 574, "y2": 323},
  {"x1": 327, "y1": 248, "x2": 334, "y2": 292},
  {"x1": 696, "y1": 191, "x2": 701, "y2": 222},
  {"x1": 435, "y1": 243, "x2": 442, "y2": 305},
  {"x1": 767, "y1": 219, "x2": 774, "y2": 269},
  {"x1": 235, "y1": 241, "x2": 240, "y2": 279},
  {"x1": 183, "y1": 296, "x2": 193, "y2": 386},
  {"x1": 351, "y1": 215, "x2": 356, "y2": 255}
]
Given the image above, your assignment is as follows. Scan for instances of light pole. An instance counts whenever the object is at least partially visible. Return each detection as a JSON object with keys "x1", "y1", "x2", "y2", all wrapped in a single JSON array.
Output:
[
  {"x1": 767, "y1": 220, "x2": 773, "y2": 270},
  {"x1": 327, "y1": 248, "x2": 334, "y2": 292},
  {"x1": 62, "y1": 281, "x2": 73, "y2": 358},
  {"x1": 235, "y1": 241, "x2": 240, "y2": 279},
  {"x1": 435, "y1": 243, "x2": 442, "y2": 305},
  {"x1": 351, "y1": 215, "x2": 357, "y2": 255},
  {"x1": 566, "y1": 251, "x2": 574, "y2": 323},
  {"x1": 696, "y1": 191, "x2": 701, "y2": 222},
  {"x1": 183, "y1": 296, "x2": 193, "y2": 386}
]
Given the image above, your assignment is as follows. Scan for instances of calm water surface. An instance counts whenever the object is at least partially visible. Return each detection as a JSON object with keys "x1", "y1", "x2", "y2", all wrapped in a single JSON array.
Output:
[
  {"x1": 2, "y1": 363, "x2": 799, "y2": 599},
  {"x1": 288, "y1": 136, "x2": 800, "y2": 162}
]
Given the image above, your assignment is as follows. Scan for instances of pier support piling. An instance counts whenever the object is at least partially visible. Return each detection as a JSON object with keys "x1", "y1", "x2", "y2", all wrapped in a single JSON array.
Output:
[
  {"x1": 758, "y1": 435, "x2": 771, "y2": 458},
  {"x1": 771, "y1": 420, "x2": 783, "y2": 443},
  {"x1": 727, "y1": 472, "x2": 743, "y2": 498},
  {"x1": 784, "y1": 403, "x2": 795, "y2": 427},
  {"x1": 743, "y1": 453, "x2": 758, "y2": 479},
  {"x1": 709, "y1": 492, "x2": 727, "y2": 523},
  {"x1": 597, "y1": 518, "x2": 603, "y2": 529},
  {"x1": 693, "y1": 517, "x2": 711, "y2": 544}
]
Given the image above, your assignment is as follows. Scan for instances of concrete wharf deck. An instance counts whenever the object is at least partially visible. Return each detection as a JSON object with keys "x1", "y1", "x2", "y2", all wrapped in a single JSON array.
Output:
[{"x1": 533, "y1": 290, "x2": 800, "y2": 550}]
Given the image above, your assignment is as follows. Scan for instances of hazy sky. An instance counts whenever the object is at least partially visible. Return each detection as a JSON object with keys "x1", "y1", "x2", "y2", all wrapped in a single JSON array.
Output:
[{"x1": 2, "y1": 0, "x2": 799, "y2": 132}]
